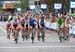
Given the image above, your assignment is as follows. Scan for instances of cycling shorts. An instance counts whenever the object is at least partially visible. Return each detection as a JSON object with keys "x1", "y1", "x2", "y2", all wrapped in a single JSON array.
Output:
[
  {"x1": 7, "y1": 24, "x2": 11, "y2": 28},
  {"x1": 21, "y1": 24, "x2": 24, "y2": 28},
  {"x1": 13, "y1": 24, "x2": 18, "y2": 29},
  {"x1": 30, "y1": 24, "x2": 36, "y2": 29}
]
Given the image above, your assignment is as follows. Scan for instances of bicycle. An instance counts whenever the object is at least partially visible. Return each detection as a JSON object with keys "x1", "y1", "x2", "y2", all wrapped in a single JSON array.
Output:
[
  {"x1": 38, "y1": 27, "x2": 45, "y2": 42},
  {"x1": 7, "y1": 28, "x2": 11, "y2": 39},
  {"x1": 31, "y1": 28, "x2": 35, "y2": 44},
  {"x1": 63, "y1": 27, "x2": 70, "y2": 41},
  {"x1": 13, "y1": 29, "x2": 19, "y2": 43},
  {"x1": 21, "y1": 28, "x2": 25, "y2": 41},
  {"x1": 21, "y1": 28, "x2": 30, "y2": 41},
  {"x1": 57, "y1": 28, "x2": 65, "y2": 43}
]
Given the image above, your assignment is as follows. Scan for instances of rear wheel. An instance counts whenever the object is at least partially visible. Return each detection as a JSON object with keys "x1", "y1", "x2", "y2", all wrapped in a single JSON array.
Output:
[
  {"x1": 13, "y1": 30, "x2": 19, "y2": 44},
  {"x1": 31, "y1": 30, "x2": 34, "y2": 44},
  {"x1": 15, "y1": 38, "x2": 18, "y2": 44},
  {"x1": 58, "y1": 29, "x2": 64, "y2": 43},
  {"x1": 7, "y1": 29, "x2": 11, "y2": 39},
  {"x1": 41, "y1": 32, "x2": 45, "y2": 42}
]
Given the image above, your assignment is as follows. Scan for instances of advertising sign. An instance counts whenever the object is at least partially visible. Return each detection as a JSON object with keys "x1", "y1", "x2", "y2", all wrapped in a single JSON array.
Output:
[
  {"x1": 41, "y1": 4, "x2": 47, "y2": 9},
  {"x1": 54, "y1": 3, "x2": 62, "y2": 9},
  {"x1": 70, "y1": 2, "x2": 75, "y2": 8},
  {"x1": 29, "y1": 5, "x2": 35, "y2": 9},
  {"x1": 17, "y1": 8, "x2": 21, "y2": 11}
]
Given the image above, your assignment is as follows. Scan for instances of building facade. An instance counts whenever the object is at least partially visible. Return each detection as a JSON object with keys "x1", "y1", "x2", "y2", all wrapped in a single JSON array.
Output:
[{"x1": 0, "y1": 0, "x2": 19, "y2": 14}]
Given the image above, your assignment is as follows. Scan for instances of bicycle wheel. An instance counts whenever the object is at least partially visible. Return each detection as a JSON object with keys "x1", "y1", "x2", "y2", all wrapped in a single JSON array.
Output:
[
  {"x1": 31, "y1": 30, "x2": 34, "y2": 44},
  {"x1": 21, "y1": 30, "x2": 25, "y2": 41},
  {"x1": 42, "y1": 34, "x2": 45, "y2": 42},
  {"x1": 14, "y1": 30, "x2": 19, "y2": 44},
  {"x1": 41, "y1": 28, "x2": 45, "y2": 42},
  {"x1": 66, "y1": 27, "x2": 70, "y2": 41},
  {"x1": 37, "y1": 31, "x2": 41, "y2": 41},
  {"x1": 15, "y1": 38, "x2": 18, "y2": 43},
  {"x1": 25, "y1": 29, "x2": 29, "y2": 40},
  {"x1": 7, "y1": 29, "x2": 11, "y2": 39},
  {"x1": 58, "y1": 31, "x2": 63, "y2": 43}
]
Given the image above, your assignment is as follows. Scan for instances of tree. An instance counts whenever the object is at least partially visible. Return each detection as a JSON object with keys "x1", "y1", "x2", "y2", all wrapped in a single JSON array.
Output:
[
  {"x1": 42, "y1": 0, "x2": 69, "y2": 12},
  {"x1": 17, "y1": 0, "x2": 29, "y2": 12}
]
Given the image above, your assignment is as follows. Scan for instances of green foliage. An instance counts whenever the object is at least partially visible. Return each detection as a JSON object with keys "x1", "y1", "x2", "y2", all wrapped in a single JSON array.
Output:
[{"x1": 17, "y1": 0, "x2": 28, "y2": 12}]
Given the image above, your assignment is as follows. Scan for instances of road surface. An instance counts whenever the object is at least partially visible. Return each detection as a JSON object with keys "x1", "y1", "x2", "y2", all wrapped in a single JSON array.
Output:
[{"x1": 0, "y1": 22, "x2": 75, "y2": 52}]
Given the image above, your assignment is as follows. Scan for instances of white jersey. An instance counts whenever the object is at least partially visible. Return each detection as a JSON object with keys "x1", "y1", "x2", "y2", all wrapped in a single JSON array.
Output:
[
  {"x1": 6, "y1": 21, "x2": 12, "y2": 25},
  {"x1": 11, "y1": 19, "x2": 19, "y2": 25}
]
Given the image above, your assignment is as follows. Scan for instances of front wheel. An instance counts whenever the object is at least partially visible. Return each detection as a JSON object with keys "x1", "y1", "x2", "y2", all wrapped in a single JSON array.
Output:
[
  {"x1": 7, "y1": 29, "x2": 11, "y2": 39},
  {"x1": 58, "y1": 32, "x2": 63, "y2": 43},
  {"x1": 31, "y1": 31, "x2": 35, "y2": 44},
  {"x1": 15, "y1": 38, "x2": 18, "y2": 44},
  {"x1": 31, "y1": 37, "x2": 34, "y2": 43},
  {"x1": 42, "y1": 34, "x2": 45, "y2": 42},
  {"x1": 13, "y1": 30, "x2": 19, "y2": 44}
]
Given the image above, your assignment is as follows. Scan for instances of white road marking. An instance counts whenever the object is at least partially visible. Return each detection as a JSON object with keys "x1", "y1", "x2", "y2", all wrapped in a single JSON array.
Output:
[
  {"x1": 0, "y1": 46, "x2": 75, "y2": 48},
  {"x1": 0, "y1": 37, "x2": 6, "y2": 39}
]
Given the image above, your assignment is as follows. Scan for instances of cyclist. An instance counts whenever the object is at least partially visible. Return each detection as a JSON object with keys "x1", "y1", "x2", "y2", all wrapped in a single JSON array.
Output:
[
  {"x1": 6, "y1": 19, "x2": 12, "y2": 39},
  {"x1": 6, "y1": 19, "x2": 12, "y2": 30},
  {"x1": 20, "y1": 18, "x2": 25, "y2": 30},
  {"x1": 71, "y1": 16, "x2": 75, "y2": 38},
  {"x1": 57, "y1": 14, "x2": 64, "y2": 29},
  {"x1": 38, "y1": 15, "x2": 45, "y2": 42},
  {"x1": 29, "y1": 16, "x2": 37, "y2": 30},
  {"x1": 20, "y1": 17, "x2": 26, "y2": 40},
  {"x1": 56, "y1": 14, "x2": 65, "y2": 42},
  {"x1": 11, "y1": 18, "x2": 20, "y2": 30},
  {"x1": 64, "y1": 13, "x2": 71, "y2": 40},
  {"x1": 65, "y1": 13, "x2": 71, "y2": 27},
  {"x1": 29, "y1": 16, "x2": 37, "y2": 43},
  {"x1": 11, "y1": 18, "x2": 20, "y2": 41}
]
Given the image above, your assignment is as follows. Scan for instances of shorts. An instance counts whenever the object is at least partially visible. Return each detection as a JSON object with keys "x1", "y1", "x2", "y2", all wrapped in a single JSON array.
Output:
[
  {"x1": 6, "y1": 25, "x2": 11, "y2": 29},
  {"x1": 12, "y1": 24, "x2": 20, "y2": 30},
  {"x1": 13, "y1": 25, "x2": 18, "y2": 29},
  {"x1": 57, "y1": 24, "x2": 62, "y2": 29},
  {"x1": 30, "y1": 24, "x2": 35, "y2": 29},
  {"x1": 21, "y1": 24, "x2": 24, "y2": 28}
]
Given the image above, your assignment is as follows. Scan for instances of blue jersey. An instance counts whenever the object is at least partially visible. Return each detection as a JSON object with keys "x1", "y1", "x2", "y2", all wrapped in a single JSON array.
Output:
[{"x1": 29, "y1": 18, "x2": 36, "y2": 25}]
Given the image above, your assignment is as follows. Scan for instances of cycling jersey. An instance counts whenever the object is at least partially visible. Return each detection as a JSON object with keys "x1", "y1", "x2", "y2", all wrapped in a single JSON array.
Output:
[
  {"x1": 12, "y1": 19, "x2": 19, "y2": 29},
  {"x1": 41, "y1": 19, "x2": 44, "y2": 27},
  {"x1": 7, "y1": 24, "x2": 11, "y2": 27},
  {"x1": 39, "y1": 19, "x2": 45, "y2": 27},
  {"x1": 29, "y1": 18, "x2": 36, "y2": 29},
  {"x1": 57, "y1": 17, "x2": 64, "y2": 28},
  {"x1": 6, "y1": 22, "x2": 11, "y2": 28},
  {"x1": 13, "y1": 22, "x2": 18, "y2": 28},
  {"x1": 21, "y1": 20, "x2": 25, "y2": 27},
  {"x1": 25, "y1": 20, "x2": 29, "y2": 29},
  {"x1": 29, "y1": 18, "x2": 36, "y2": 25}
]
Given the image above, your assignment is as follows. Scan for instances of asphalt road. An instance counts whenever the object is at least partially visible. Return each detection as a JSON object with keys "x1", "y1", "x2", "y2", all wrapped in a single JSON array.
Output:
[{"x1": 0, "y1": 22, "x2": 75, "y2": 52}]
